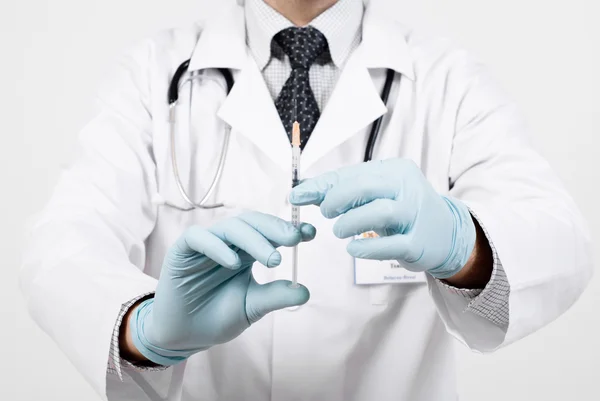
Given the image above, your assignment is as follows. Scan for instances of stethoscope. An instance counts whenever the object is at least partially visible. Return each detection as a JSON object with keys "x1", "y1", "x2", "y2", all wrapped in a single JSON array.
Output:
[{"x1": 167, "y1": 60, "x2": 396, "y2": 211}]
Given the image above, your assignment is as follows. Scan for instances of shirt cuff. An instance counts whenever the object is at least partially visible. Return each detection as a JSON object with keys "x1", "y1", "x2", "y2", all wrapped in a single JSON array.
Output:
[
  {"x1": 107, "y1": 293, "x2": 169, "y2": 380},
  {"x1": 436, "y1": 211, "x2": 510, "y2": 327}
]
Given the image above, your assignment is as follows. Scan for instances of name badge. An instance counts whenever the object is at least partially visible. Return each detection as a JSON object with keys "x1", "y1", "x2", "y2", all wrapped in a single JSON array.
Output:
[{"x1": 353, "y1": 232, "x2": 427, "y2": 285}]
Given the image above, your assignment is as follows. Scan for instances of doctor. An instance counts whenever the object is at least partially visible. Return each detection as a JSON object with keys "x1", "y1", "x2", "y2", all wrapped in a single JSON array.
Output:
[{"x1": 20, "y1": 0, "x2": 593, "y2": 400}]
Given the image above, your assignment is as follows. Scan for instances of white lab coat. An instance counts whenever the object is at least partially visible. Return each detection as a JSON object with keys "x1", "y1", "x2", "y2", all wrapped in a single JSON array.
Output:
[{"x1": 20, "y1": 2, "x2": 593, "y2": 401}]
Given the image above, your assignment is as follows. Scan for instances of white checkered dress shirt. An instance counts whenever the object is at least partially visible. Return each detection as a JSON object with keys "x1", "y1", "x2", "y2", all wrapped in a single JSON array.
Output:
[{"x1": 108, "y1": 0, "x2": 510, "y2": 378}]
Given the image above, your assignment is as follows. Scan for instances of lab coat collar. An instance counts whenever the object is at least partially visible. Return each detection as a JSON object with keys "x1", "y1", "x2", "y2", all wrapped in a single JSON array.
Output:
[
  {"x1": 299, "y1": 10, "x2": 416, "y2": 170},
  {"x1": 188, "y1": 3, "x2": 248, "y2": 71},
  {"x1": 193, "y1": 2, "x2": 416, "y2": 173},
  {"x1": 360, "y1": 6, "x2": 415, "y2": 80},
  {"x1": 217, "y1": 56, "x2": 292, "y2": 173},
  {"x1": 299, "y1": 43, "x2": 389, "y2": 171},
  {"x1": 216, "y1": 42, "x2": 391, "y2": 174},
  {"x1": 188, "y1": 1, "x2": 415, "y2": 78}
]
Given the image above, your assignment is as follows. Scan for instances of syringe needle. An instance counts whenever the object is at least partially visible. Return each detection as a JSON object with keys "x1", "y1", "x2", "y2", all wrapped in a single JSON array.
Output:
[{"x1": 290, "y1": 119, "x2": 301, "y2": 288}]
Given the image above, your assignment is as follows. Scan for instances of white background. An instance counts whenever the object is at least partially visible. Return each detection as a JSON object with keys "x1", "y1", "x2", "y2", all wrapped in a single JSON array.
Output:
[{"x1": 2, "y1": 0, "x2": 599, "y2": 400}]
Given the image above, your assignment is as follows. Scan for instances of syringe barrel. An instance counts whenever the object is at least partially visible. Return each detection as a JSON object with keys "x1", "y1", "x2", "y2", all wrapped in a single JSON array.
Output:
[{"x1": 292, "y1": 146, "x2": 301, "y2": 188}]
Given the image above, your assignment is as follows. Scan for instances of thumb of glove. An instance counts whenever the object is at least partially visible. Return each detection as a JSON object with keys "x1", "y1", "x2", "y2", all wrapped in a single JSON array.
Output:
[{"x1": 245, "y1": 279, "x2": 310, "y2": 324}]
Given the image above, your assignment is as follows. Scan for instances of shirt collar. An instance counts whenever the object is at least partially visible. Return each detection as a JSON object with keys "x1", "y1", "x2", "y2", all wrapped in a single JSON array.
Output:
[
  {"x1": 189, "y1": 0, "x2": 415, "y2": 82},
  {"x1": 245, "y1": 0, "x2": 364, "y2": 70}
]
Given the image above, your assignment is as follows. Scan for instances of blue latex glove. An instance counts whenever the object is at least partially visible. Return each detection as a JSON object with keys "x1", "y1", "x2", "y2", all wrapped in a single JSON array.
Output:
[
  {"x1": 129, "y1": 212, "x2": 316, "y2": 366},
  {"x1": 290, "y1": 158, "x2": 476, "y2": 279}
]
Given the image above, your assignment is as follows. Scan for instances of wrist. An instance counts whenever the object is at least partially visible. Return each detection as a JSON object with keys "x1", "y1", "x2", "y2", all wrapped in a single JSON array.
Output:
[
  {"x1": 443, "y1": 214, "x2": 493, "y2": 288},
  {"x1": 128, "y1": 298, "x2": 190, "y2": 367},
  {"x1": 120, "y1": 298, "x2": 151, "y2": 364},
  {"x1": 427, "y1": 197, "x2": 477, "y2": 280}
]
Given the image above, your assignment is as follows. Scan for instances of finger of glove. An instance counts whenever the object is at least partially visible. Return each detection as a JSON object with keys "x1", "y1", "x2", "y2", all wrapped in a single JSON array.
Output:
[
  {"x1": 237, "y1": 211, "x2": 316, "y2": 247},
  {"x1": 235, "y1": 222, "x2": 317, "y2": 266},
  {"x1": 245, "y1": 280, "x2": 310, "y2": 324},
  {"x1": 289, "y1": 171, "x2": 340, "y2": 206},
  {"x1": 333, "y1": 199, "x2": 411, "y2": 239},
  {"x1": 174, "y1": 227, "x2": 240, "y2": 269},
  {"x1": 297, "y1": 222, "x2": 317, "y2": 242},
  {"x1": 289, "y1": 161, "x2": 390, "y2": 207},
  {"x1": 289, "y1": 171, "x2": 352, "y2": 207},
  {"x1": 209, "y1": 216, "x2": 281, "y2": 268},
  {"x1": 347, "y1": 235, "x2": 415, "y2": 261},
  {"x1": 252, "y1": 222, "x2": 316, "y2": 247},
  {"x1": 319, "y1": 175, "x2": 397, "y2": 219}
]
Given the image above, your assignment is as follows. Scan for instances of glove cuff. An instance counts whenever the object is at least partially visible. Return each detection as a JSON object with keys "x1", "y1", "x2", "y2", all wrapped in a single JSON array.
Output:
[
  {"x1": 428, "y1": 196, "x2": 477, "y2": 279},
  {"x1": 129, "y1": 298, "x2": 190, "y2": 367}
]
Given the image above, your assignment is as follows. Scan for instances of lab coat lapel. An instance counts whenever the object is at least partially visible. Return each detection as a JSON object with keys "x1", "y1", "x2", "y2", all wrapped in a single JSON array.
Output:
[
  {"x1": 188, "y1": 2, "x2": 290, "y2": 172},
  {"x1": 186, "y1": 2, "x2": 416, "y2": 175},
  {"x1": 300, "y1": 47, "x2": 387, "y2": 172},
  {"x1": 188, "y1": 4, "x2": 246, "y2": 71},
  {"x1": 217, "y1": 58, "x2": 291, "y2": 172},
  {"x1": 300, "y1": 7, "x2": 416, "y2": 172}
]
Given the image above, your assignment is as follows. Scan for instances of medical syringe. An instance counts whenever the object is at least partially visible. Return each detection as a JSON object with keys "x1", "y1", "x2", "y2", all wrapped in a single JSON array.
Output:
[{"x1": 290, "y1": 120, "x2": 301, "y2": 288}]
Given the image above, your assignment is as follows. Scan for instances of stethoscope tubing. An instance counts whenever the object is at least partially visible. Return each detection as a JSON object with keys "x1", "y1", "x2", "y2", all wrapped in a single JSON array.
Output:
[
  {"x1": 166, "y1": 61, "x2": 395, "y2": 211},
  {"x1": 364, "y1": 68, "x2": 395, "y2": 163},
  {"x1": 166, "y1": 64, "x2": 235, "y2": 211}
]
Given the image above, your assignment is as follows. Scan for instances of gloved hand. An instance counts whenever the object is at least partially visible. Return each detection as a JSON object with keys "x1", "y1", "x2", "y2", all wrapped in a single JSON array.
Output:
[
  {"x1": 129, "y1": 212, "x2": 316, "y2": 366},
  {"x1": 290, "y1": 158, "x2": 476, "y2": 279}
]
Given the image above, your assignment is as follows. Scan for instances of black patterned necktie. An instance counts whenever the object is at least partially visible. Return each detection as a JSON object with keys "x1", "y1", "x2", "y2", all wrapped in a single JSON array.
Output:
[{"x1": 274, "y1": 26, "x2": 328, "y2": 149}]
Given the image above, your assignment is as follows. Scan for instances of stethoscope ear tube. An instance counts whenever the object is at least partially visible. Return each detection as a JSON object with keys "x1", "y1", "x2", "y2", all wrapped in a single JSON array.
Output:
[
  {"x1": 364, "y1": 68, "x2": 396, "y2": 163},
  {"x1": 169, "y1": 62, "x2": 234, "y2": 105},
  {"x1": 168, "y1": 60, "x2": 191, "y2": 105},
  {"x1": 217, "y1": 68, "x2": 235, "y2": 95}
]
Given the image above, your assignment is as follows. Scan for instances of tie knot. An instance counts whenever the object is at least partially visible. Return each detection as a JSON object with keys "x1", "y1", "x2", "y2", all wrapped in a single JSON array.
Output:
[{"x1": 274, "y1": 26, "x2": 328, "y2": 70}]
